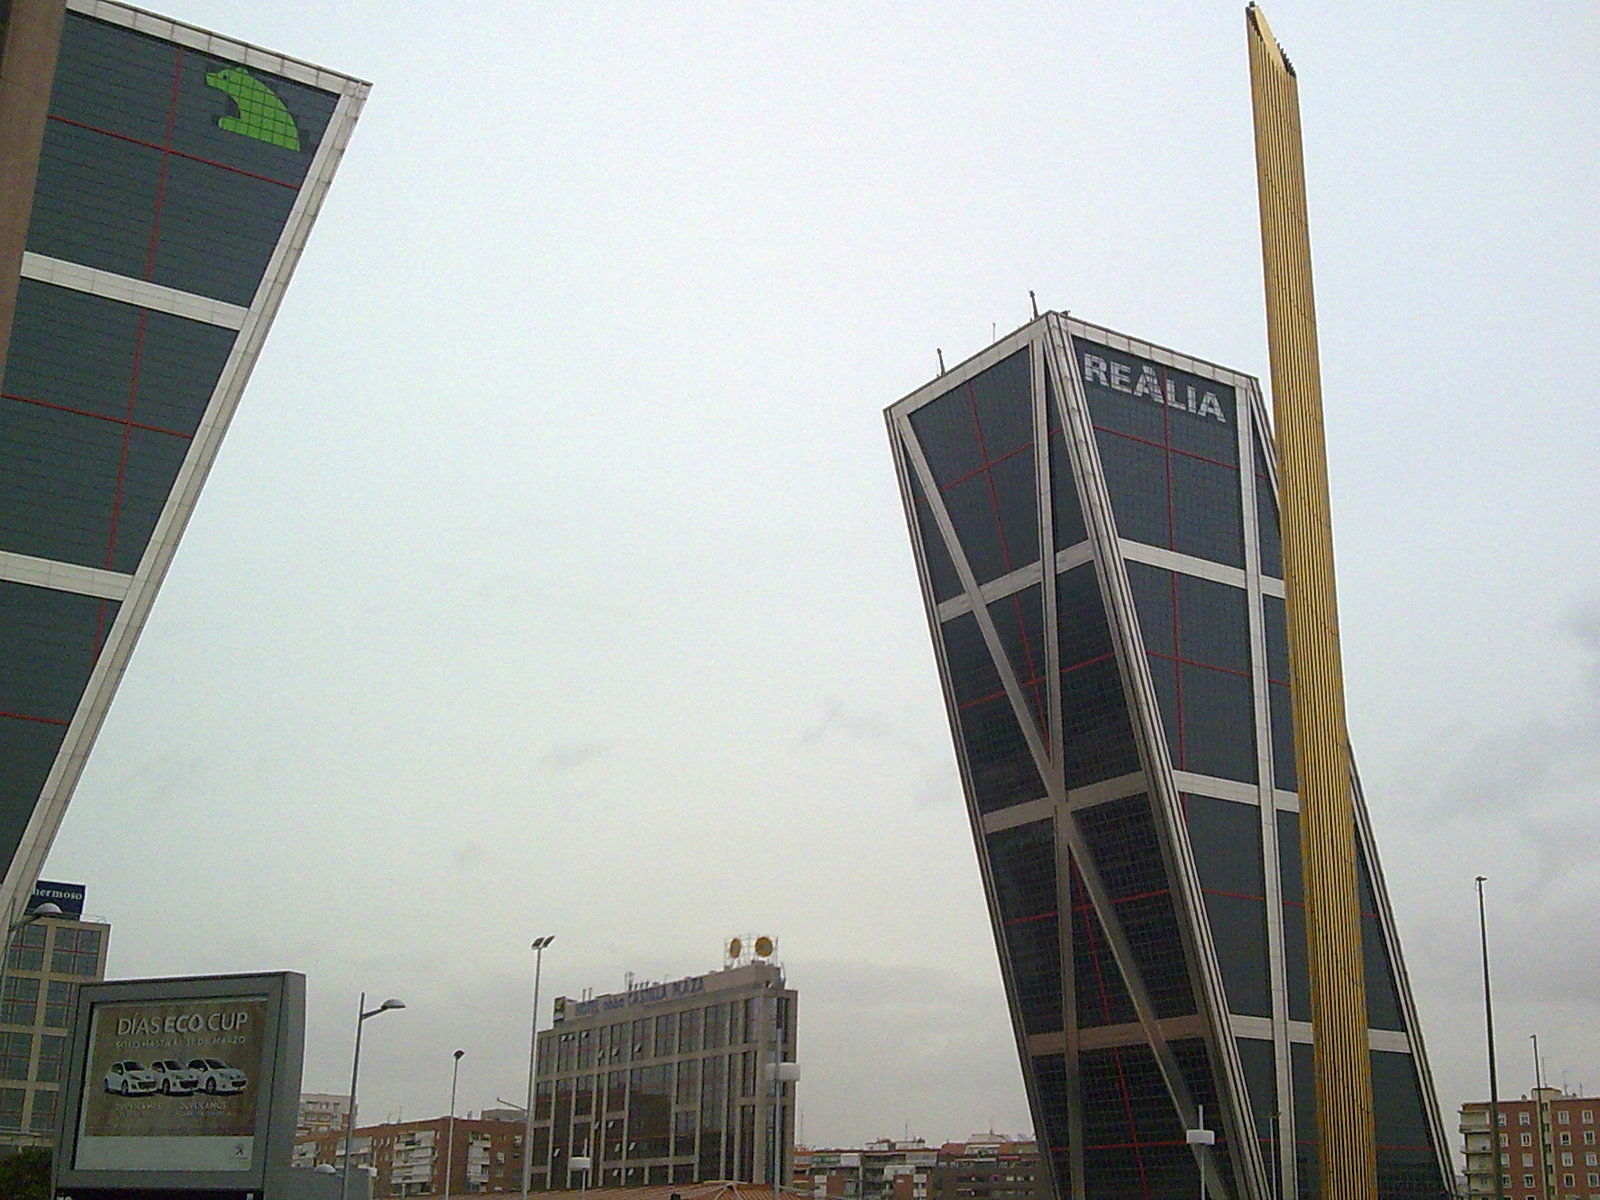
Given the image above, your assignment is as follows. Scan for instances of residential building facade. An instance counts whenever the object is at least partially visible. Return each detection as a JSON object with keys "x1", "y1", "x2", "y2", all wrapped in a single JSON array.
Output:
[
  {"x1": 295, "y1": 1114, "x2": 525, "y2": 1196},
  {"x1": 532, "y1": 960, "x2": 797, "y2": 1188},
  {"x1": 886, "y1": 313, "x2": 1453, "y2": 1199},
  {"x1": 1461, "y1": 1091, "x2": 1600, "y2": 1200},
  {"x1": 931, "y1": 1138, "x2": 1047, "y2": 1200},
  {"x1": 0, "y1": 0, "x2": 367, "y2": 918},
  {"x1": 0, "y1": 900, "x2": 108, "y2": 1152},
  {"x1": 299, "y1": 1090, "x2": 353, "y2": 1138}
]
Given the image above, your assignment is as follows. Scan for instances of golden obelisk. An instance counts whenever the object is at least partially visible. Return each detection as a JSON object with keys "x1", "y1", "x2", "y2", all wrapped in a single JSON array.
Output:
[{"x1": 1246, "y1": 6, "x2": 1378, "y2": 1197}]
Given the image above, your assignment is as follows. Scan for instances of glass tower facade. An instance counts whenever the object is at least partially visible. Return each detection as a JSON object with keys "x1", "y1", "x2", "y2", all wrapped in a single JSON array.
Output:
[
  {"x1": 886, "y1": 313, "x2": 1452, "y2": 1200},
  {"x1": 0, "y1": 1, "x2": 366, "y2": 913}
]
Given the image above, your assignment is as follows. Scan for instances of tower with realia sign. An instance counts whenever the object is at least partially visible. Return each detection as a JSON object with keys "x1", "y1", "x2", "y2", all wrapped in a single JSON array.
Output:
[{"x1": 886, "y1": 313, "x2": 1454, "y2": 1200}]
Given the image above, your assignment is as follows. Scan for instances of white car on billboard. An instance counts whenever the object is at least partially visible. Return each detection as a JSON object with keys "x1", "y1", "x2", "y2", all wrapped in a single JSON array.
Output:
[
  {"x1": 186, "y1": 1057, "x2": 248, "y2": 1094},
  {"x1": 104, "y1": 1060, "x2": 161, "y2": 1096},
  {"x1": 150, "y1": 1059, "x2": 203, "y2": 1095}
]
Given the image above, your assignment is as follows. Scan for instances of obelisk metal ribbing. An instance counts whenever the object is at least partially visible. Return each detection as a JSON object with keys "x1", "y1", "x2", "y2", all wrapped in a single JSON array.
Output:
[{"x1": 1246, "y1": 7, "x2": 1379, "y2": 1198}]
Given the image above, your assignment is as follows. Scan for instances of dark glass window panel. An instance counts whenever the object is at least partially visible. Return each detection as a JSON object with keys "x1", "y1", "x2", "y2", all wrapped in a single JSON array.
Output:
[
  {"x1": 1269, "y1": 682, "x2": 1297, "y2": 792},
  {"x1": 965, "y1": 349, "x2": 1034, "y2": 459},
  {"x1": 36, "y1": 1033, "x2": 64, "y2": 1083},
  {"x1": 940, "y1": 472, "x2": 1014, "y2": 584},
  {"x1": 908, "y1": 350, "x2": 1031, "y2": 491},
  {"x1": 0, "y1": 1087, "x2": 22, "y2": 1128},
  {"x1": 1080, "y1": 1042, "x2": 1195, "y2": 1200},
  {"x1": 1127, "y1": 561, "x2": 1175, "y2": 657},
  {"x1": 1175, "y1": 574, "x2": 1250, "y2": 675},
  {"x1": 987, "y1": 820, "x2": 1056, "y2": 923},
  {"x1": 0, "y1": 977, "x2": 39, "y2": 1026},
  {"x1": 986, "y1": 447, "x2": 1040, "y2": 573},
  {"x1": 1046, "y1": 367, "x2": 1087, "y2": 552},
  {"x1": 1357, "y1": 845, "x2": 1405, "y2": 1033},
  {"x1": 1146, "y1": 654, "x2": 1180, "y2": 761},
  {"x1": 1057, "y1": 565, "x2": 1139, "y2": 789},
  {"x1": 1071, "y1": 861, "x2": 1135, "y2": 1028},
  {"x1": 1004, "y1": 913, "x2": 1063, "y2": 1035},
  {"x1": 1164, "y1": 375, "x2": 1239, "y2": 466},
  {"x1": 0, "y1": 581, "x2": 109, "y2": 722},
  {"x1": 153, "y1": 154, "x2": 299, "y2": 304},
  {"x1": 1256, "y1": 480, "x2": 1283, "y2": 580},
  {"x1": 1056, "y1": 563, "x2": 1113, "y2": 667},
  {"x1": 1372, "y1": 1051, "x2": 1449, "y2": 1197},
  {"x1": 1277, "y1": 812, "x2": 1311, "y2": 1023},
  {"x1": 29, "y1": 121, "x2": 162, "y2": 278},
  {"x1": 1185, "y1": 795, "x2": 1273, "y2": 1014},
  {"x1": 45, "y1": 981, "x2": 73, "y2": 1028},
  {"x1": 1178, "y1": 663, "x2": 1257, "y2": 783},
  {"x1": 1262, "y1": 595, "x2": 1290, "y2": 684},
  {"x1": 1031, "y1": 1053, "x2": 1072, "y2": 1152},
  {"x1": 1291, "y1": 1042, "x2": 1319, "y2": 1200},
  {"x1": 1059, "y1": 654, "x2": 1140, "y2": 790},
  {"x1": 29, "y1": 1085, "x2": 56, "y2": 1131},
  {"x1": 1236, "y1": 1037, "x2": 1277, "y2": 1146},
  {"x1": 989, "y1": 585, "x2": 1047, "y2": 729},
  {"x1": 1, "y1": 284, "x2": 232, "y2": 571},
  {"x1": 907, "y1": 470, "x2": 960, "y2": 603},
  {"x1": 1093, "y1": 432, "x2": 1169, "y2": 548},
  {"x1": 1076, "y1": 796, "x2": 1194, "y2": 1019},
  {"x1": 940, "y1": 613, "x2": 1002, "y2": 710},
  {"x1": 1199, "y1": 890, "x2": 1271, "y2": 1018},
  {"x1": 957, "y1": 694, "x2": 1044, "y2": 814},
  {"x1": 1184, "y1": 794, "x2": 1265, "y2": 897},
  {"x1": 1169, "y1": 454, "x2": 1245, "y2": 568},
  {"x1": 0, "y1": 1032, "x2": 29, "y2": 1080}
]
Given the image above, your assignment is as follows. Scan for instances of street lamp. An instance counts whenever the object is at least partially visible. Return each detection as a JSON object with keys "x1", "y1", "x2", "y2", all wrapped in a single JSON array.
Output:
[
  {"x1": 520, "y1": 935, "x2": 554, "y2": 1200},
  {"x1": 339, "y1": 993, "x2": 405, "y2": 1200},
  {"x1": 443, "y1": 1049, "x2": 464, "y2": 1200},
  {"x1": 1476, "y1": 876, "x2": 1504, "y2": 1200}
]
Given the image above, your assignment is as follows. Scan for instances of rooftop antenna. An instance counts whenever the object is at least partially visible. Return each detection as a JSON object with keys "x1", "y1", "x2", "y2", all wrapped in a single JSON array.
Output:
[
  {"x1": 936, "y1": 348, "x2": 946, "y2": 375},
  {"x1": 1029, "y1": 290, "x2": 1039, "y2": 319}
]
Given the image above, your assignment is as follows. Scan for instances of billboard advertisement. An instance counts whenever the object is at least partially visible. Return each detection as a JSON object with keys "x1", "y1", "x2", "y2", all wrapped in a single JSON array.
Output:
[{"x1": 75, "y1": 994, "x2": 267, "y2": 1171}]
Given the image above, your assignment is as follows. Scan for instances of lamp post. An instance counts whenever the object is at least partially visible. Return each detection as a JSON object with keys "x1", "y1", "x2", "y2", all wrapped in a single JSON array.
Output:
[
  {"x1": 339, "y1": 993, "x2": 405, "y2": 1200},
  {"x1": 1532, "y1": 1035, "x2": 1550, "y2": 1200},
  {"x1": 1476, "y1": 876, "x2": 1504, "y2": 1200},
  {"x1": 1186, "y1": 1105, "x2": 1215, "y2": 1200},
  {"x1": 520, "y1": 935, "x2": 554, "y2": 1200},
  {"x1": 443, "y1": 1049, "x2": 464, "y2": 1200}
]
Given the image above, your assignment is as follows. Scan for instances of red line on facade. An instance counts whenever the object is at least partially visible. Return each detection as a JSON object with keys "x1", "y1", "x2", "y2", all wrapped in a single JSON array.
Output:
[
  {"x1": 0, "y1": 711, "x2": 69, "y2": 727},
  {"x1": 967, "y1": 379, "x2": 1016, "y2": 574},
  {"x1": 940, "y1": 440, "x2": 1032, "y2": 493},
  {"x1": 1089, "y1": 425, "x2": 1239, "y2": 473},
  {"x1": 1108, "y1": 1045, "x2": 1152, "y2": 1195},
  {"x1": 2, "y1": 391, "x2": 193, "y2": 439},
  {"x1": 47, "y1": 114, "x2": 299, "y2": 188}
]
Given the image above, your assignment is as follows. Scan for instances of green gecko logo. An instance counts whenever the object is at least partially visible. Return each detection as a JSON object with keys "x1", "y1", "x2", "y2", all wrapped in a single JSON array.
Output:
[{"x1": 205, "y1": 66, "x2": 301, "y2": 151}]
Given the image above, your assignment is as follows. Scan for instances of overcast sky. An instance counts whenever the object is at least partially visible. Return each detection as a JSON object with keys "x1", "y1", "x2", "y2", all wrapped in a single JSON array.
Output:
[{"x1": 41, "y1": 0, "x2": 1598, "y2": 1154}]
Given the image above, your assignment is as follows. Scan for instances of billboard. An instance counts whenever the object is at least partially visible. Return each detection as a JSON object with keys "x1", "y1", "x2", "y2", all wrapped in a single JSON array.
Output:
[
  {"x1": 30, "y1": 879, "x2": 86, "y2": 916},
  {"x1": 76, "y1": 994, "x2": 267, "y2": 1171},
  {"x1": 55, "y1": 972, "x2": 305, "y2": 1197}
]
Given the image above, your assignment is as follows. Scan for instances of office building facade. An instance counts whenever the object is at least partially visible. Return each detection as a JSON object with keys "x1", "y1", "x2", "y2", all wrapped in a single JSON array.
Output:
[
  {"x1": 886, "y1": 313, "x2": 1452, "y2": 1200},
  {"x1": 0, "y1": 0, "x2": 367, "y2": 916},
  {"x1": 1461, "y1": 1091, "x2": 1600, "y2": 1200},
  {"x1": 0, "y1": 900, "x2": 109, "y2": 1153},
  {"x1": 532, "y1": 961, "x2": 797, "y2": 1188}
]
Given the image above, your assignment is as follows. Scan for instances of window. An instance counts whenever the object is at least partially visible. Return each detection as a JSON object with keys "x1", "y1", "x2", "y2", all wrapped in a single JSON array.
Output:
[
  {"x1": 1565, "y1": 1134, "x2": 1575, "y2": 1146},
  {"x1": 1501, "y1": 1114, "x2": 1510, "y2": 1126},
  {"x1": 50, "y1": 926, "x2": 102, "y2": 976},
  {"x1": 1587, "y1": 1132, "x2": 1596, "y2": 1145},
  {"x1": 1563, "y1": 1153, "x2": 1574, "y2": 1167},
  {"x1": 1589, "y1": 1154, "x2": 1599, "y2": 1167},
  {"x1": 1524, "y1": 1174, "x2": 1535, "y2": 1187},
  {"x1": 0, "y1": 1033, "x2": 30, "y2": 1081},
  {"x1": 1524, "y1": 1134, "x2": 1534, "y2": 1146},
  {"x1": 0, "y1": 977, "x2": 38, "y2": 1026},
  {"x1": 1523, "y1": 1114, "x2": 1534, "y2": 1126},
  {"x1": 6, "y1": 925, "x2": 45, "y2": 972},
  {"x1": 1523, "y1": 1154, "x2": 1534, "y2": 1167},
  {"x1": 1502, "y1": 1154, "x2": 1512, "y2": 1165},
  {"x1": 1565, "y1": 1175, "x2": 1575, "y2": 1188},
  {"x1": 1563, "y1": 1112, "x2": 1573, "y2": 1125},
  {"x1": 1584, "y1": 1111, "x2": 1595, "y2": 1124},
  {"x1": 1503, "y1": 1134, "x2": 1511, "y2": 1146}
]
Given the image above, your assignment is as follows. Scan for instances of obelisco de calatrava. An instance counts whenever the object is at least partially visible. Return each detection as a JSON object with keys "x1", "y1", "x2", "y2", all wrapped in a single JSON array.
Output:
[{"x1": 1246, "y1": 6, "x2": 1380, "y2": 1198}]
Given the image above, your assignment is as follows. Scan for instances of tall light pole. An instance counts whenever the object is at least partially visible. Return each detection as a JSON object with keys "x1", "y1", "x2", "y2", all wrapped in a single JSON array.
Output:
[
  {"x1": 1476, "y1": 877, "x2": 1504, "y2": 1200},
  {"x1": 521, "y1": 935, "x2": 554, "y2": 1200},
  {"x1": 444, "y1": 1049, "x2": 464, "y2": 1200},
  {"x1": 340, "y1": 993, "x2": 405, "y2": 1200},
  {"x1": 1532, "y1": 1035, "x2": 1550, "y2": 1200}
]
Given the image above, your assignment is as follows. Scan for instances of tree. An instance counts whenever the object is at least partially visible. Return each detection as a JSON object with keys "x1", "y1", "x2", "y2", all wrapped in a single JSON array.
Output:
[{"x1": 0, "y1": 1145, "x2": 51, "y2": 1200}]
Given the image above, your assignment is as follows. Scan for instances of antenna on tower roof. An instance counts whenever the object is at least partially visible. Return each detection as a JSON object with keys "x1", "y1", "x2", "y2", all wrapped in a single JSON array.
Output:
[
  {"x1": 1029, "y1": 290, "x2": 1039, "y2": 319},
  {"x1": 936, "y1": 348, "x2": 946, "y2": 375}
]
